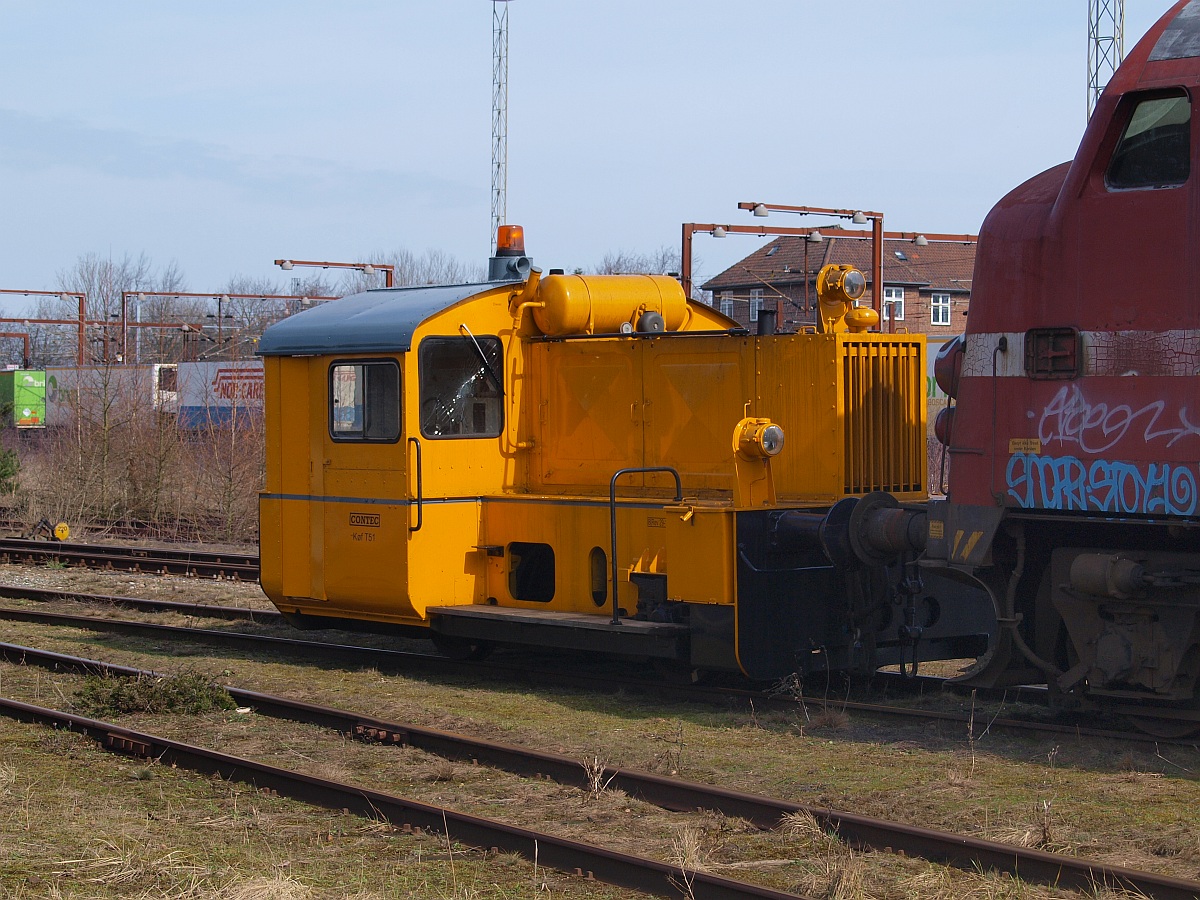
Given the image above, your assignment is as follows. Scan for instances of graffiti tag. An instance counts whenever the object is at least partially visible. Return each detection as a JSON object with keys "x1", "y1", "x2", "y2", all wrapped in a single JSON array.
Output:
[
  {"x1": 1006, "y1": 453, "x2": 1197, "y2": 515},
  {"x1": 1038, "y1": 384, "x2": 1200, "y2": 453}
]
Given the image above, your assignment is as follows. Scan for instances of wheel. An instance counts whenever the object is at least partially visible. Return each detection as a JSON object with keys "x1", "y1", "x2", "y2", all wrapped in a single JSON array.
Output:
[
  {"x1": 1128, "y1": 710, "x2": 1200, "y2": 739},
  {"x1": 430, "y1": 633, "x2": 492, "y2": 661},
  {"x1": 1128, "y1": 681, "x2": 1200, "y2": 738}
]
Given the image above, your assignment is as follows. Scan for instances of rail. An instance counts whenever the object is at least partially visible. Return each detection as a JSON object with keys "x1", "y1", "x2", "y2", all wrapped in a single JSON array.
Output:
[
  {"x1": 9, "y1": 588, "x2": 1200, "y2": 746},
  {"x1": 0, "y1": 692, "x2": 811, "y2": 900},
  {"x1": 0, "y1": 537, "x2": 257, "y2": 580},
  {"x1": 5, "y1": 638, "x2": 1200, "y2": 900}
]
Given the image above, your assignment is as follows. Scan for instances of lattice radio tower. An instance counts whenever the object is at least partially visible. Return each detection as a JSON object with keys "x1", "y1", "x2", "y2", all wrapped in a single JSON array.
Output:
[
  {"x1": 491, "y1": 0, "x2": 510, "y2": 253},
  {"x1": 1088, "y1": 0, "x2": 1125, "y2": 120}
]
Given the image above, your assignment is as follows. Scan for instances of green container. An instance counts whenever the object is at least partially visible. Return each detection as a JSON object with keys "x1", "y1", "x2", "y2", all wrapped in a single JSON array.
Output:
[{"x1": 0, "y1": 370, "x2": 46, "y2": 428}]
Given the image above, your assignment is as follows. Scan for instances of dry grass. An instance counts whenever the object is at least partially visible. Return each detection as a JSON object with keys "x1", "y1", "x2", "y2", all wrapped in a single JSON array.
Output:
[
  {"x1": 580, "y1": 755, "x2": 617, "y2": 799},
  {"x1": 0, "y1": 710, "x2": 634, "y2": 898},
  {"x1": 668, "y1": 825, "x2": 713, "y2": 873},
  {"x1": 780, "y1": 809, "x2": 834, "y2": 849},
  {"x1": 50, "y1": 841, "x2": 204, "y2": 886},
  {"x1": 3, "y1": 571, "x2": 1200, "y2": 897},
  {"x1": 7, "y1": 384, "x2": 263, "y2": 544},
  {"x1": 212, "y1": 876, "x2": 316, "y2": 900}
]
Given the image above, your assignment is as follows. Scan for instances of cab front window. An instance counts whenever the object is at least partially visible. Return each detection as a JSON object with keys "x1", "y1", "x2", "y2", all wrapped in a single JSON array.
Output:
[
  {"x1": 1106, "y1": 91, "x2": 1191, "y2": 190},
  {"x1": 419, "y1": 336, "x2": 503, "y2": 439}
]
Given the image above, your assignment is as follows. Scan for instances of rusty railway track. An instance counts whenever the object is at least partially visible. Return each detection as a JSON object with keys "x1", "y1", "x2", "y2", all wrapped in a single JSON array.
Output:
[
  {"x1": 3, "y1": 585, "x2": 1192, "y2": 751},
  {"x1": 0, "y1": 537, "x2": 258, "y2": 580},
  {"x1": 5, "y1": 640, "x2": 1200, "y2": 900},
  {"x1": 0, "y1": 582, "x2": 280, "y2": 621},
  {"x1": 0, "y1": 690, "x2": 806, "y2": 900},
  {"x1": 0, "y1": 515, "x2": 245, "y2": 545},
  {"x1": 5, "y1": 536, "x2": 1200, "y2": 735}
]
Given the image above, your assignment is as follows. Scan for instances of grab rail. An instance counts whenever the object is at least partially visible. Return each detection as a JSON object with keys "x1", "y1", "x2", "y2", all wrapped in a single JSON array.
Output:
[
  {"x1": 408, "y1": 437, "x2": 423, "y2": 533},
  {"x1": 608, "y1": 467, "x2": 682, "y2": 626}
]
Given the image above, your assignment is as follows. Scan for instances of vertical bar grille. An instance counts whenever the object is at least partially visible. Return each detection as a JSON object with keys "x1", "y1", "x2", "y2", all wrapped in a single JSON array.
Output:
[{"x1": 842, "y1": 339, "x2": 924, "y2": 494}]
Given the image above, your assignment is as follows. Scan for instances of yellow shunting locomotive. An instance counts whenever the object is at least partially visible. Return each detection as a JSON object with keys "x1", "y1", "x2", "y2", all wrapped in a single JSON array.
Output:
[{"x1": 257, "y1": 227, "x2": 988, "y2": 679}]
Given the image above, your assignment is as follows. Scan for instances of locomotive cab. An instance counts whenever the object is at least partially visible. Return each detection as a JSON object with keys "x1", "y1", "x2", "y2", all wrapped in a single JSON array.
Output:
[{"x1": 258, "y1": 229, "x2": 989, "y2": 681}]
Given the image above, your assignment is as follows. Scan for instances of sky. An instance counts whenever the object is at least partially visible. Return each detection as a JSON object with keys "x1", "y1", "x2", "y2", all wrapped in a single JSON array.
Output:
[{"x1": 0, "y1": 1, "x2": 1171, "y2": 297}]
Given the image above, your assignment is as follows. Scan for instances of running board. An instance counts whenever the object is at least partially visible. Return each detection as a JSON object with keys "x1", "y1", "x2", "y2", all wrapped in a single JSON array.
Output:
[{"x1": 427, "y1": 606, "x2": 688, "y2": 660}]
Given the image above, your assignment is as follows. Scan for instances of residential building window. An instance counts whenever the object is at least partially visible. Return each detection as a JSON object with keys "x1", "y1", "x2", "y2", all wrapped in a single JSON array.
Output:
[
  {"x1": 719, "y1": 291, "x2": 734, "y2": 318},
  {"x1": 749, "y1": 288, "x2": 763, "y2": 323},
  {"x1": 931, "y1": 292, "x2": 951, "y2": 326},
  {"x1": 883, "y1": 286, "x2": 905, "y2": 322}
]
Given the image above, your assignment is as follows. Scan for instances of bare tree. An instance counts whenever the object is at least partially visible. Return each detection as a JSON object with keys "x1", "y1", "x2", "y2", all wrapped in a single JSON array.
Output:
[
  {"x1": 24, "y1": 253, "x2": 191, "y2": 365},
  {"x1": 594, "y1": 246, "x2": 682, "y2": 277},
  {"x1": 208, "y1": 272, "x2": 336, "y2": 358},
  {"x1": 588, "y1": 246, "x2": 709, "y2": 303},
  {"x1": 331, "y1": 248, "x2": 487, "y2": 296},
  {"x1": 48, "y1": 252, "x2": 186, "y2": 320}
]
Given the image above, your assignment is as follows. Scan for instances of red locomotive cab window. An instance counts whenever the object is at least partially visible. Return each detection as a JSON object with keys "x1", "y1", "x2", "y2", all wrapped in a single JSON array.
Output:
[{"x1": 1105, "y1": 91, "x2": 1191, "y2": 190}]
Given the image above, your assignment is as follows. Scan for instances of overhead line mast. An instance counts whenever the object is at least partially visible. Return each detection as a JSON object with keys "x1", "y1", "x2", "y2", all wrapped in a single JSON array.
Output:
[
  {"x1": 491, "y1": 0, "x2": 510, "y2": 253},
  {"x1": 1087, "y1": 0, "x2": 1124, "y2": 120}
]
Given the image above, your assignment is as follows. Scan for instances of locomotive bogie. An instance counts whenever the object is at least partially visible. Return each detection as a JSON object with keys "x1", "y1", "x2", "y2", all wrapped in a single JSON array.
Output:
[{"x1": 1051, "y1": 547, "x2": 1200, "y2": 701}]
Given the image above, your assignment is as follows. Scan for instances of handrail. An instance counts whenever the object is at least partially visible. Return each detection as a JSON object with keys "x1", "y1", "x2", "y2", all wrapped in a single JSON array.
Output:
[
  {"x1": 608, "y1": 467, "x2": 682, "y2": 626},
  {"x1": 408, "y1": 437, "x2": 423, "y2": 533}
]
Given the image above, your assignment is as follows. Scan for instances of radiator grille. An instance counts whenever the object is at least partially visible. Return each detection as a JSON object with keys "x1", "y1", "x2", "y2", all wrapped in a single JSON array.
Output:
[{"x1": 842, "y1": 339, "x2": 925, "y2": 494}]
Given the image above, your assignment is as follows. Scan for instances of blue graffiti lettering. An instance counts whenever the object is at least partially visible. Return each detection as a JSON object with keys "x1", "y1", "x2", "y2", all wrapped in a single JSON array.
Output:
[{"x1": 1006, "y1": 453, "x2": 1197, "y2": 516}]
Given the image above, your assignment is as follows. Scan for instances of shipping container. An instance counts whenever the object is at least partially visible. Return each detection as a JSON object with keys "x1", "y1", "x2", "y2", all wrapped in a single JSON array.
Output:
[{"x1": 0, "y1": 369, "x2": 46, "y2": 429}]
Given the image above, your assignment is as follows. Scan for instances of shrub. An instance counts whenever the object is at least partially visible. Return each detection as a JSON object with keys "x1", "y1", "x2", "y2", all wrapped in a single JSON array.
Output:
[{"x1": 74, "y1": 672, "x2": 237, "y2": 717}]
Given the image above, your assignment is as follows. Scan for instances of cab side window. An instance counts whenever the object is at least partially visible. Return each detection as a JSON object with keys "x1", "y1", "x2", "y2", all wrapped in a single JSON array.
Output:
[
  {"x1": 419, "y1": 336, "x2": 503, "y2": 439},
  {"x1": 1106, "y1": 92, "x2": 1191, "y2": 190},
  {"x1": 329, "y1": 361, "x2": 401, "y2": 442}
]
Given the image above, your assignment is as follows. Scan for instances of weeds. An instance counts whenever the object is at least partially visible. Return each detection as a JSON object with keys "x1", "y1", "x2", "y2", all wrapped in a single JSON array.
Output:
[
  {"x1": 581, "y1": 755, "x2": 617, "y2": 799},
  {"x1": 51, "y1": 840, "x2": 204, "y2": 886},
  {"x1": 821, "y1": 846, "x2": 865, "y2": 900},
  {"x1": 1038, "y1": 798, "x2": 1055, "y2": 847},
  {"x1": 771, "y1": 671, "x2": 851, "y2": 731},
  {"x1": 781, "y1": 809, "x2": 839, "y2": 851},
  {"x1": 649, "y1": 721, "x2": 686, "y2": 775},
  {"x1": 992, "y1": 798, "x2": 1060, "y2": 850},
  {"x1": 966, "y1": 689, "x2": 977, "y2": 778},
  {"x1": 73, "y1": 671, "x2": 236, "y2": 717},
  {"x1": 782, "y1": 814, "x2": 868, "y2": 900},
  {"x1": 213, "y1": 875, "x2": 316, "y2": 899},
  {"x1": 427, "y1": 760, "x2": 459, "y2": 783},
  {"x1": 10, "y1": 370, "x2": 264, "y2": 543},
  {"x1": 668, "y1": 825, "x2": 712, "y2": 900}
]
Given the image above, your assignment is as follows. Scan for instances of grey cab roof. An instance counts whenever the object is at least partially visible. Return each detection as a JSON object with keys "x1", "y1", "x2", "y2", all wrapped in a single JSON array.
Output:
[{"x1": 256, "y1": 282, "x2": 502, "y2": 357}]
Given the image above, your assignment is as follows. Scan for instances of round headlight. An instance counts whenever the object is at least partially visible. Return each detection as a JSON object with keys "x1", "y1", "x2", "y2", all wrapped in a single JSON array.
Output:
[
  {"x1": 760, "y1": 424, "x2": 785, "y2": 456},
  {"x1": 842, "y1": 269, "x2": 866, "y2": 301}
]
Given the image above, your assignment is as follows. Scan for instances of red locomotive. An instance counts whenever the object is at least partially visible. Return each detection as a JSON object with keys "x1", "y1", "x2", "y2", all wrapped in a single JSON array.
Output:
[{"x1": 930, "y1": 0, "x2": 1200, "y2": 734}]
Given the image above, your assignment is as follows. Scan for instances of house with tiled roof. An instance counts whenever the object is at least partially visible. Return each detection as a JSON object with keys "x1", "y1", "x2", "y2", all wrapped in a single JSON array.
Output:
[{"x1": 701, "y1": 233, "x2": 976, "y2": 336}]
